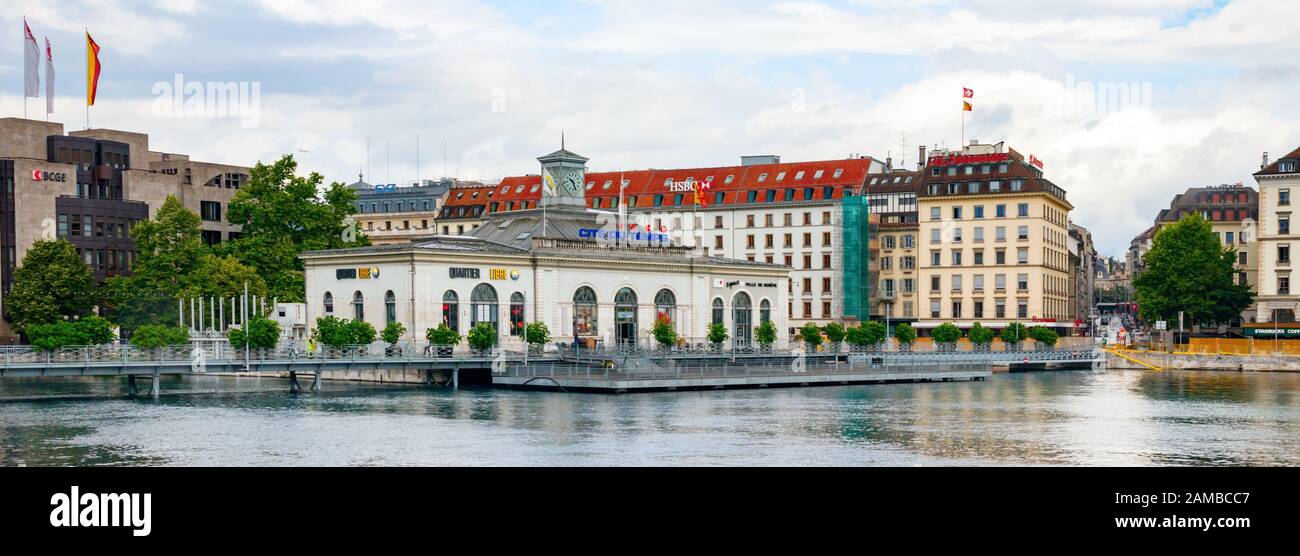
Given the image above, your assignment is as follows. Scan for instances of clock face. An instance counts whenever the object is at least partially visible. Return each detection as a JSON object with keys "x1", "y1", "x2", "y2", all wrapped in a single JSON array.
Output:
[{"x1": 563, "y1": 169, "x2": 583, "y2": 193}]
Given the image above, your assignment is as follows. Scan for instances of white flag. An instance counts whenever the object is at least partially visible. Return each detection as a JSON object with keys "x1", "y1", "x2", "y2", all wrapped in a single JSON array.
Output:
[
  {"x1": 542, "y1": 169, "x2": 558, "y2": 197},
  {"x1": 23, "y1": 18, "x2": 40, "y2": 98},
  {"x1": 44, "y1": 37, "x2": 55, "y2": 114}
]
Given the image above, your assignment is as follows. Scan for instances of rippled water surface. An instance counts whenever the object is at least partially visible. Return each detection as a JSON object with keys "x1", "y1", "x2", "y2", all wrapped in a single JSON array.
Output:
[{"x1": 1, "y1": 369, "x2": 1296, "y2": 466}]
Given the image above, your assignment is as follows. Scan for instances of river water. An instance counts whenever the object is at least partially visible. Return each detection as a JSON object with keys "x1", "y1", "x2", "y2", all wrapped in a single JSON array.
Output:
[{"x1": 1, "y1": 369, "x2": 1296, "y2": 466}]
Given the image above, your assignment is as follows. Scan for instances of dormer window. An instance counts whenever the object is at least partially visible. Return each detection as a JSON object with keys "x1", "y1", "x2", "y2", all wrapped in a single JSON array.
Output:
[
  {"x1": 795, "y1": 171, "x2": 805, "y2": 180},
  {"x1": 814, "y1": 170, "x2": 824, "y2": 179},
  {"x1": 530, "y1": 184, "x2": 540, "y2": 193},
  {"x1": 1281, "y1": 161, "x2": 1298, "y2": 173},
  {"x1": 515, "y1": 185, "x2": 525, "y2": 193},
  {"x1": 757, "y1": 173, "x2": 768, "y2": 182},
  {"x1": 833, "y1": 169, "x2": 843, "y2": 178},
  {"x1": 776, "y1": 172, "x2": 786, "y2": 181},
  {"x1": 725, "y1": 175, "x2": 735, "y2": 184}
]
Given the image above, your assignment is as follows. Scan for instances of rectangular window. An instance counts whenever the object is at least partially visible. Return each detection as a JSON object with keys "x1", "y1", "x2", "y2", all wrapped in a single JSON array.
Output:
[
  {"x1": 1280, "y1": 276, "x2": 1291, "y2": 295},
  {"x1": 951, "y1": 275, "x2": 962, "y2": 292},
  {"x1": 931, "y1": 300, "x2": 941, "y2": 318},
  {"x1": 952, "y1": 250, "x2": 963, "y2": 266},
  {"x1": 952, "y1": 206, "x2": 963, "y2": 220},
  {"x1": 996, "y1": 300, "x2": 1006, "y2": 319},
  {"x1": 1018, "y1": 203, "x2": 1029, "y2": 217},
  {"x1": 1018, "y1": 225, "x2": 1029, "y2": 241},
  {"x1": 930, "y1": 207, "x2": 941, "y2": 220},
  {"x1": 1017, "y1": 273, "x2": 1029, "y2": 291},
  {"x1": 1279, "y1": 245, "x2": 1290, "y2": 263},
  {"x1": 1281, "y1": 189, "x2": 1291, "y2": 206},
  {"x1": 931, "y1": 229, "x2": 941, "y2": 244},
  {"x1": 930, "y1": 276, "x2": 941, "y2": 292},
  {"x1": 973, "y1": 274, "x2": 984, "y2": 291},
  {"x1": 974, "y1": 205, "x2": 984, "y2": 219},
  {"x1": 996, "y1": 204, "x2": 1006, "y2": 218},
  {"x1": 974, "y1": 250, "x2": 985, "y2": 265},
  {"x1": 1018, "y1": 248, "x2": 1029, "y2": 264},
  {"x1": 1280, "y1": 216, "x2": 1290, "y2": 235},
  {"x1": 952, "y1": 301, "x2": 962, "y2": 318}
]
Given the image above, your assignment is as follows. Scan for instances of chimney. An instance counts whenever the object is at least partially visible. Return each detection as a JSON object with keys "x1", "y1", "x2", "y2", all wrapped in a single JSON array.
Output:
[
  {"x1": 917, "y1": 145, "x2": 926, "y2": 171},
  {"x1": 1263, "y1": 152, "x2": 1270, "y2": 170},
  {"x1": 885, "y1": 155, "x2": 893, "y2": 172}
]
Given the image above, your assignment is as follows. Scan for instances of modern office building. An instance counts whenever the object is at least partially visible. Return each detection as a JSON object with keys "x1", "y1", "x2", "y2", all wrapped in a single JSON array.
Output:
[{"x1": 0, "y1": 118, "x2": 250, "y2": 340}]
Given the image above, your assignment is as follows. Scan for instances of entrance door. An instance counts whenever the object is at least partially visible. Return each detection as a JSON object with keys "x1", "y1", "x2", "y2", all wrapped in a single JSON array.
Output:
[
  {"x1": 615, "y1": 288, "x2": 638, "y2": 348},
  {"x1": 733, "y1": 292, "x2": 753, "y2": 348}
]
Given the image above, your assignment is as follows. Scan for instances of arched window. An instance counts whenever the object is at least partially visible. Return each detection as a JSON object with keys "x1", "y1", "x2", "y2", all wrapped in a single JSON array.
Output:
[
  {"x1": 573, "y1": 286, "x2": 597, "y2": 337},
  {"x1": 471, "y1": 283, "x2": 499, "y2": 333},
  {"x1": 614, "y1": 288, "x2": 638, "y2": 346},
  {"x1": 654, "y1": 289, "x2": 676, "y2": 324},
  {"x1": 711, "y1": 298, "x2": 724, "y2": 325},
  {"x1": 352, "y1": 291, "x2": 364, "y2": 321},
  {"x1": 384, "y1": 290, "x2": 397, "y2": 325},
  {"x1": 733, "y1": 292, "x2": 753, "y2": 347},
  {"x1": 510, "y1": 292, "x2": 526, "y2": 337},
  {"x1": 760, "y1": 299, "x2": 772, "y2": 323},
  {"x1": 442, "y1": 290, "x2": 459, "y2": 332},
  {"x1": 323, "y1": 292, "x2": 334, "y2": 314}
]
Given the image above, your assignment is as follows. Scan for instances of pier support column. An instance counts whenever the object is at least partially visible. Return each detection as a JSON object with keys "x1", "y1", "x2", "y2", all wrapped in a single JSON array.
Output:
[
  {"x1": 127, "y1": 375, "x2": 138, "y2": 397},
  {"x1": 425, "y1": 369, "x2": 434, "y2": 387},
  {"x1": 452, "y1": 369, "x2": 459, "y2": 390},
  {"x1": 289, "y1": 371, "x2": 302, "y2": 394},
  {"x1": 150, "y1": 372, "x2": 160, "y2": 398},
  {"x1": 312, "y1": 371, "x2": 321, "y2": 393}
]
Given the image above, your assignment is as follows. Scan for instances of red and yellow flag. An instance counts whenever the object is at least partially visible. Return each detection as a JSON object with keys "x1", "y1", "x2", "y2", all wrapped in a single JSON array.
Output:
[
  {"x1": 962, "y1": 100, "x2": 973, "y2": 112},
  {"x1": 86, "y1": 31, "x2": 101, "y2": 106}
]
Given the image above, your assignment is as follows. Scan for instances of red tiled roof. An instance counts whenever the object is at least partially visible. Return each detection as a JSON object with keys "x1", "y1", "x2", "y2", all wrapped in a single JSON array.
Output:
[{"x1": 1256, "y1": 146, "x2": 1300, "y2": 176}]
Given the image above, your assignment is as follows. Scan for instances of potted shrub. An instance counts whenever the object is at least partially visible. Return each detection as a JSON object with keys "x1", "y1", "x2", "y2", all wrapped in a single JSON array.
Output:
[
  {"x1": 968, "y1": 322, "x2": 995, "y2": 351},
  {"x1": 707, "y1": 322, "x2": 729, "y2": 352},
  {"x1": 894, "y1": 323, "x2": 916, "y2": 351},
  {"x1": 425, "y1": 323, "x2": 461, "y2": 357},
  {"x1": 931, "y1": 322, "x2": 963, "y2": 351},
  {"x1": 755, "y1": 320, "x2": 777, "y2": 352},
  {"x1": 524, "y1": 321, "x2": 551, "y2": 355},
  {"x1": 1001, "y1": 322, "x2": 1028, "y2": 351},
  {"x1": 651, "y1": 315, "x2": 678, "y2": 351},
  {"x1": 467, "y1": 322, "x2": 498, "y2": 354},
  {"x1": 381, "y1": 321, "x2": 406, "y2": 356},
  {"x1": 860, "y1": 321, "x2": 887, "y2": 350},
  {"x1": 823, "y1": 322, "x2": 846, "y2": 353},
  {"x1": 1028, "y1": 326, "x2": 1059, "y2": 350},
  {"x1": 799, "y1": 323, "x2": 824, "y2": 352}
]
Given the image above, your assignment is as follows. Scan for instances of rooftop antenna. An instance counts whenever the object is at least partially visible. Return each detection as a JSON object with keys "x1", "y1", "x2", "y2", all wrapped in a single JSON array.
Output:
[
  {"x1": 898, "y1": 131, "x2": 907, "y2": 168},
  {"x1": 416, "y1": 133, "x2": 421, "y2": 185}
]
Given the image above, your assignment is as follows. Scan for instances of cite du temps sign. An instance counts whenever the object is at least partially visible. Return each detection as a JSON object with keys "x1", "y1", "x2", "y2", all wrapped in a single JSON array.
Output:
[{"x1": 337, "y1": 267, "x2": 381, "y2": 279}]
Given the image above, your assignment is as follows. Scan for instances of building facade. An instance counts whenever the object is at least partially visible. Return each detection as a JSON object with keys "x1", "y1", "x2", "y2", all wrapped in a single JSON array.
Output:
[
  {"x1": 304, "y1": 146, "x2": 791, "y2": 350},
  {"x1": 915, "y1": 141, "x2": 1076, "y2": 335},
  {"x1": 0, "y1": 118, "x2": 250, "y2": 339},
  {"x1": 1253, "y1": 148, "x2": 1300, "y2": 323},
  {"x1": 1148, "y1": 183, "x2": 1259, "y2": 323},
  {"x1": 349, "y1": 177, "x2": 462, "y2": 245}
]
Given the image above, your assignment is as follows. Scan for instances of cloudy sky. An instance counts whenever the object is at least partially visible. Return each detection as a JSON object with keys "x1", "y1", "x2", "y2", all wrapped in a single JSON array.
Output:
[{"x1": 2, "y1": 0, "x2": 1298, "y2": 256}]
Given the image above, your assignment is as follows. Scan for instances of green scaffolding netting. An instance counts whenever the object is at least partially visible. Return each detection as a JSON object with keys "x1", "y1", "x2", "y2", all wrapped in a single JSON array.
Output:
[{"x1": 841, "y1": 195, "x2": 871, "y2": 321}]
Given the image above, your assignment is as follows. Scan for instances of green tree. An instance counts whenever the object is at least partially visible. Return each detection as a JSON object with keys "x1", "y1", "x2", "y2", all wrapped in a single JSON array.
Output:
[
  {"x1": 931, "y1": 322, "x2": 963, "y2": 344},
  {"x1": 968, "y1": 322, "x2": 995, "y2": 346},
  {"x1": 799, "y1": 323, "x2": 823, "y2": 349},
  {"x1": 1134, "y1": 213, "x2": 1253, "y2": 325},
  {"x1": 1028, "y1": 326, "x2": 1059, "y2": 348},
  {"x1": 6, "y1": 239, "x2": 98, "y2": 332},
  {"x1": 467, "y1": 322, "x2": 497, "y2": 352},
  {"x1": 381, "y1": 321, "x2": 407, "y2": 346},
  {"x1": 1000, "y1": 322, "x2": 1028, "y2": 346},
  {"x1": 426, "y1": 323, "x2": 462, "y2": 346},
  {"x1": 894, "y1": 323, "x2": 916, "y2": 347},
  {"x1": 860, "y1": 321, "x2": 887, "y2": 346},
  {"x1": 222, "y1": 155, "x2": 368, "y2": 302},
  {"x1": 524, "y1": 321, "x2": 551, "y2": 348},
  {"x1": 348, "y1": 320, "x2": 377, "y2": 345},
  {"x1": 823, "y1": 322, "x2": 847, "y2": 344},
  {"x1": 755, "y1": 320, "x2": 777, "y2": 348},
  {"x1": 707, "y1": 322, "x2": 730, "y2": 346},
  {"x1": 26, "y1": 317, "x2": 115, "y2": 351},
  {"x1": 651, "y1": 315, "x2": 679, "y2": 348},
  {"x1": 228, "y1": 317, "x2": 281, "y2": 349},
  {"x1": 129, "y1": 325, "x2": 190, "y2": 348}
]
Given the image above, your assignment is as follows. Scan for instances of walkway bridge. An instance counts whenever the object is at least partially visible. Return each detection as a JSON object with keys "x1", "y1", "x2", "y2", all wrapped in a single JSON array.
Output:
[{"x1": 0, "y1": 343, "x2": 1106, "y2": 396}]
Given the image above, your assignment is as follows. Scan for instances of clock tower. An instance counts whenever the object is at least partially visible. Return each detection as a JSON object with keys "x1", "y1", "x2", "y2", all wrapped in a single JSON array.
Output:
[{"x1": 537, "y1": 136, "x2": 589, "y2": 210}]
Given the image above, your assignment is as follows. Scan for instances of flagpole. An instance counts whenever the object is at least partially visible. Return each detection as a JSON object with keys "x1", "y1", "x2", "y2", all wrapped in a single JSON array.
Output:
[{"x1": 85, "y1": 28, "x2": 90, "y2": 130}]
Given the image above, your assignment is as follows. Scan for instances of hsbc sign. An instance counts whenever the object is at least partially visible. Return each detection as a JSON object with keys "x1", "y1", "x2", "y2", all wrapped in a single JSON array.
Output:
[{"x1": 31, "y1": 169, "x2": 69, "y2": 183}]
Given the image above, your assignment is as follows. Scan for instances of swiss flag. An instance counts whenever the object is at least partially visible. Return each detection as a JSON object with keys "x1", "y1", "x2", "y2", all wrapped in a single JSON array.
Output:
[{"x1": 963, "y1": 87, "x2": 974, "y2": 99}]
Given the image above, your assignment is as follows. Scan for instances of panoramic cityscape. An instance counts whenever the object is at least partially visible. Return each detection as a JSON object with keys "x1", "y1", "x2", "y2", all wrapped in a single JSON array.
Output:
[{"x1": 0, "y1": 1, "x2": 1296, "y2": 540}]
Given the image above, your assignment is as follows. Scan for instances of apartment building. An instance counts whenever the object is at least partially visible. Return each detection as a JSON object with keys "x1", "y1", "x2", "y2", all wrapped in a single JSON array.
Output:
[
  {"x1": 1150, "y1": 183, "x2": 1259, "y2": 322},
  {"x1": 350, "y1": 177, "x2": 466, "y2": 245},
  {"x1": 0, "y1": 117, "x2": 250, "y2": 339},
  {"x1": 1253, "y1": 148, "x2": 1300, "y2": 323}
]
